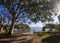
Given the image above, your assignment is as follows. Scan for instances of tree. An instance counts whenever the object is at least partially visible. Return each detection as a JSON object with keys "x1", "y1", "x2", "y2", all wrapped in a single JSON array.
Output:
[
  {"x1": 0, "y1": 0, "x2": 55, "y2": 35},
  {"x1": 46, "y1": 24, "x2": 55, "y2": 32},
  {"x1": 54, "y1": 24, "x2": 60, "y2": 32},
  {"x1": 0, "y1": 15, "x2": 2, "y2": 32},
  {"x1": 58, "y1": 15, "x2": 60, "y2": 23},
  {"x1": 42, "y1": 24, "x2": 55, "y2": 32},
  {"x1": 0, "y1": 10, "x2": 10, "y2": 33},
  {"x1": 15, "y1": 24, "x2": 30, "y2": 32},
  {"x1": 42, "y1": 26, "x2": 46, "y2": 32}
]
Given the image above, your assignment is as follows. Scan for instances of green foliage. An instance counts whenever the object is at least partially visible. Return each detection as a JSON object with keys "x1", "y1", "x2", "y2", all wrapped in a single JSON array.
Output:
[
  {"x1": 0, "y1": 0, "x2": 56, "y2": 35},
  {"x1": 1, "y1": 24, "x2": 30, "y2": 33},
  {"x1": 15, "y1": 24, "x2": 30, "y2": 29},
  {"x1": 15, "y1": 24, "x2": 30, "y2": 32},
  {"x1": 42, "y1": 24, "x2": 60, "y2": 32},
  {"x1": 58, "y1": 15, "x2": 60, "y2": 22},
  {"x1": 42, "y1": 24, "x2": 55, "y2": 32},
  {"x1": 0, "y1": 0, "x2": 55, "y2": 23},
  {"x1": 54, "y1": 24, "x2": 60, "y2": 31}
]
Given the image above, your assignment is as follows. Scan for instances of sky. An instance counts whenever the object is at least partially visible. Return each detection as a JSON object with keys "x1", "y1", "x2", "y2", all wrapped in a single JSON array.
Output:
[{"x1": 29, "y1": 21, "x2": 44, "y2": 27}]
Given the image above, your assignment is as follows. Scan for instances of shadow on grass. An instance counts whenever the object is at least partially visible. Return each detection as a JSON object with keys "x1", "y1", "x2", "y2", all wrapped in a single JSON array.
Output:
[{"x1": 42, "y1": 35, "x2": 60, "y2": 43}]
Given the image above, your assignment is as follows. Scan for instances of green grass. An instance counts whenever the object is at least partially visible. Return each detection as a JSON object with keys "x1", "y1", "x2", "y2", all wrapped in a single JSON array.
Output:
[
  {"x1": 41, "y1": 34, "x2": 50, "y2": 39},
  {"x1": 34, "y1": 32, "x2": 52, "y2": 38},
  {"x1": 32, "y1": 33, "x2": 52, "y2": 40}
]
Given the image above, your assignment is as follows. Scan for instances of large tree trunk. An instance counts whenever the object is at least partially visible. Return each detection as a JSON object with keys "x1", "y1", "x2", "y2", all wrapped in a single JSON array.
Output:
[
  {"x1": 0, "y1": 24, "x2": 3, "y2": 32},
  {"x1": 7, "y1": 19, "x2": 15, "y2": 35},
  {"x1": 7, "y1": 24, "x2": 14, "y2": 35}
]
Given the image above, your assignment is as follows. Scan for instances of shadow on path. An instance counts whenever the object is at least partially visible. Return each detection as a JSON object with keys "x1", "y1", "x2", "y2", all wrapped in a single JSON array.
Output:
[
  {"x1": 0, "y1": 39, "x2": 32, "y2": 43},
  {"x1": 0, "y1": 33, "x2": 32, "y2": 43}
]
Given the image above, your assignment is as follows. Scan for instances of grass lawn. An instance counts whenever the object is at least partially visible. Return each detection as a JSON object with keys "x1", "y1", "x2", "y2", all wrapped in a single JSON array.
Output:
[{"x1": 40, "y1": 34, "x2": 52, "y2": 39}]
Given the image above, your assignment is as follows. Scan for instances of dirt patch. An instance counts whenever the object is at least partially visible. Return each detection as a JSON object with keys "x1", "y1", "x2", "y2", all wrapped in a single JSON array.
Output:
[{"x1": 0, "y1": 33, "x2": 42, "y2": 43}]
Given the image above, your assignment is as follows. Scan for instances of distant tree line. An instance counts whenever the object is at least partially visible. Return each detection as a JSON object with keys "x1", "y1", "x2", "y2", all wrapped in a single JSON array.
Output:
[
  {"x1": 42, "y1": 24, "x2": 60, "y2": 32},
  {"x1": 0, "y1": 24, "x2": 30, "y2": 34}
]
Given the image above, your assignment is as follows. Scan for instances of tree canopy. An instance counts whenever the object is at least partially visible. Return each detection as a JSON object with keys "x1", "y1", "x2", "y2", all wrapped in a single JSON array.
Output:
[
  {"x1": 54, "y1": 24, "x2": 60, "y2": 31},
  {"x1": 0, "y1": 0, "x2": 55, "y2": 23},
  {"x1": 0, "y1": 0, "x2": 57, "y2": 35},
  {"x1": 42, "y1": 24, "x2": 55, "y2": 32}
]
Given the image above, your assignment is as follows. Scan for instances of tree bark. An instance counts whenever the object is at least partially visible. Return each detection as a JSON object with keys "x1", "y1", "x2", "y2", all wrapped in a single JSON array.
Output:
[
  {"x1": 0, "y1": 24, "x2": 3, "y2": 32},
  {"x1": 7, "y1": 19, "x2": 15, "y2": 35}
]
